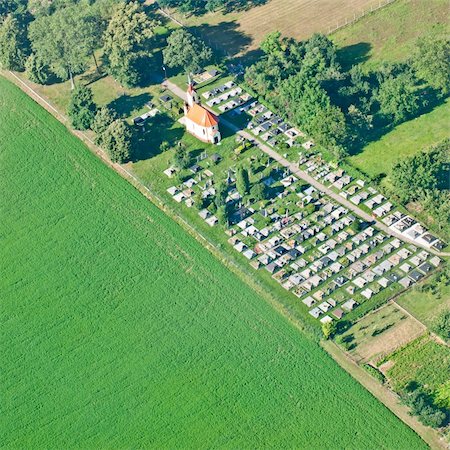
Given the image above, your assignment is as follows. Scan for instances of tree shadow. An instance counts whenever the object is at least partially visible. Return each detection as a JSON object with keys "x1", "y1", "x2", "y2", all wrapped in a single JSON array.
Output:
[
  {"x1": 131, "y1": 114, "x2": 184, "y2": 162},
  {"x1": 336, "y1": 42, "x2": 371, "y2": 71},
  {"x1": 108, "y1": 93, "x2": 152, "y2": 119},
  {"x1": 188, "y1": 21, "x2": 253, "y2": 58},
  {"x1": 347, "y1": 90, "x2": 448, "y2": 157}
]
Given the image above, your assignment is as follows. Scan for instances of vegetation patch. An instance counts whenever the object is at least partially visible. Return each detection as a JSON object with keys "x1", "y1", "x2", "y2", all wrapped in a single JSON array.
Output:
[{"x1": 1, "y1": 76, "x2": 429, "y2": 448}]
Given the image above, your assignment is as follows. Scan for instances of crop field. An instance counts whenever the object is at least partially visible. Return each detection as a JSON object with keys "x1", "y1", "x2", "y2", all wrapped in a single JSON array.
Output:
[
  {"x1": 170, "y1": 0, "x2": 382, "y2": 59},
  {"x1": 0, "y1": 77, "x2": 428, "y2": 448}
]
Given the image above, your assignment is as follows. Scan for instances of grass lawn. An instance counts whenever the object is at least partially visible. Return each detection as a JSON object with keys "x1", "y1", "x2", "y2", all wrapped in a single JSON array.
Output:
[
  {"x1": 333, "y1": 0, "x2": 450, "y2": 70},
  {"x1": 396, "y1": 275, "x2": 450, "y2": 330},
  {"x1": 1, "y1": 76, "x2": 430, "y2": 448},
  {"x1": 348, "y1": 99, "x2": 450, "y2": 178}
]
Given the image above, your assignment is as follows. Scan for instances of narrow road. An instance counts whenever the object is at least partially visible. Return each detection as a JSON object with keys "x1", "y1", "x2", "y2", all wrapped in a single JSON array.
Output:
[{"x1": 163, "y1": 79, "x2": 449, "y2": 257}]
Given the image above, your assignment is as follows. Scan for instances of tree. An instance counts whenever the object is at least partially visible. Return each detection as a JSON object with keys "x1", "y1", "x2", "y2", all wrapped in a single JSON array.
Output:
[
  {"x1": 261, "y1": 31, "x2": 284, "y2": 56},
  {"x1": 29, "y1": 5, "x2": 96, "y2": 88},
  {"x1": 0, "y1": 0, "x2": 27, "y2": 19},
  {"x1": 102, "y1": 119, "x2": 132, "y2": 163},
  {"x1": 377, "y1": 72, "x2": 420, "y2": 124},
  {"x1": 391, "y1": 149, "x2": 441, "y2": 202},
  {"x1": 236, "y1": 167, "x2": 250, "y2": 197},
  {"x1": 0, "y1": 14, "x2": 29, "y2": 71},
  {"x1": 310, "y1": 104, "x2": 347, "y2": 150},
  {"x1": 163, "y1": 29, "x2": 212, "y2": 75},
  {"x1": 92, "y1": 105, "x2": 117, "y2": 145},
  {"x1": 25, "y1": 52, "x2": 51, "y2": 84},
  {"x1": 67, "y1": 84, "x2": 97, "y2": 130},
  {"x1": 102, "y1": 1, "x2": 155, "y2": 87},
  {"x1": 321, "y1": 321, "x2": 336, "y2": 339},
  {"x1": 412, "y1": 37, "x2": 450, "y2": 95},
  {"x1": 214, "y1": 181, "x2": 228, "y2": 208},
  {"x1": 216, "y1": 205, "x2": 229, "y2": 226},
  {"x1": 172, "y1": 142, "x2": 189, "y2": 169},
  {"x1": 250, "y1": 182, "x2": 267, "y2": 201}
]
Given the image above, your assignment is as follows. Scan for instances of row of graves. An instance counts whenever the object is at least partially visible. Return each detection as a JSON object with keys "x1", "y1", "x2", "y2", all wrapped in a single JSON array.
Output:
[
  {"x1": 202, "y1": 80, "x2": 252, "y2": 113},
  {"x1": 223, "y1": 177, "x2": 443, "y2": 324},
  {"x1": 294, "y1": 153, "x2": 446, "y2": 250},
  {"x1": 244, "y1": 101, "x2": 305, "y2": 149}
]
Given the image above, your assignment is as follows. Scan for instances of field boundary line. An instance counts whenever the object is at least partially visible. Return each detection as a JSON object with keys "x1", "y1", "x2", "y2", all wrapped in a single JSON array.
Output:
[
  {"x1": 325, "y1": 0, "x2": 396, "y2": 35},
  {"x1": 1, "y1": 71, "x2": 319, "y2": 343}
]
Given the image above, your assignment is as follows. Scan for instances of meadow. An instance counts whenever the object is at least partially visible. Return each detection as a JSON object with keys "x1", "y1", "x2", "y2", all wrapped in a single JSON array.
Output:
[
  {"x1": 349, "y1": 100, "x2": 450, "y2": 178},
  {"x1": 0, "y1": 77, "x2": 429, "y2": 448},
  {"x1": 333, "y1": 0, "x2": 450, "y2": 69}
]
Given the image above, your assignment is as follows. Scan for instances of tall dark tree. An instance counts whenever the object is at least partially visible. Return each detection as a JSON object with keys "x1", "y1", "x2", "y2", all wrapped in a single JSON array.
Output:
[
  {"x1": 236, "y1": 167, "x2": 250, "y2": 196},
  {"x1": 163, "y1": 29, "x2": 212, "y2": 75},
  {"x1": 67, "y1": 84, "x2": 97, "y2": 130},
  {"x1": 102, "y1": 1, "x2": 155, "y2": 87},
  {"x1": 0, "y1": 14, "x2": 29, "y2": 71}
]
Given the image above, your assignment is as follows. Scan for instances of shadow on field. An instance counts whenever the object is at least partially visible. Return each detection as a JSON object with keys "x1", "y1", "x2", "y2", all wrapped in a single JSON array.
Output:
[
  {"x1": 108, "y1": 93, "x2": 152, "y2": 119},
  {"x1": 336, "y1": 42, "x2": 371, "y2": 70},
  {"x1": 131, "y1": 114, "x2": 184, "y2": 162},
  {"x1": 188, "y1": 21, "x2": 252, "y2": 58}
]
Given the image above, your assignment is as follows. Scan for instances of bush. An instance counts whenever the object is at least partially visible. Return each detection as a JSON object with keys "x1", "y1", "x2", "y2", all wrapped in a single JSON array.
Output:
[
  {"x1": 362, "y1": 364, "x2": 386, "y2": 384},
  {"x1": 431, "y1": 310, "x2": 450, "y2": 342}
]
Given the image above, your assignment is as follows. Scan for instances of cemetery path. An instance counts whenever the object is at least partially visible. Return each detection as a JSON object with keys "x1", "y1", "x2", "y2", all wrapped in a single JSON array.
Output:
[{"x1": 163, "y1": 80, "x2": 449, "y2": 257}]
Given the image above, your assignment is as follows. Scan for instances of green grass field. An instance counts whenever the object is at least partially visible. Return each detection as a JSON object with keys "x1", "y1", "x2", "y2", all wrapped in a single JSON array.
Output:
[
  {"x1": 396, "y1": 274, "x2": 450, "y2": 330},
  {"x1": 0, "y1": 77, "x2": 428, "y2": 448},
  {"x1": 333, "y1": 0, "x2": 450, "y2": 69},
  {"x1": 349, "y1": 99, "x2": 450, "y2": 177}
]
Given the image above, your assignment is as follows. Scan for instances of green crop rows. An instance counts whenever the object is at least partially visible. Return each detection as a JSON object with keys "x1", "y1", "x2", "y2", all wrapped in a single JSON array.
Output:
[{"x1": 0, "y1": 77, "x2": 426, "y2": 448}]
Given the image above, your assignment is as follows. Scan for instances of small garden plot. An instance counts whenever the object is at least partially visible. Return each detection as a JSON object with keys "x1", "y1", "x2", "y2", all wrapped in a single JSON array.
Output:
[
  {"x1": 378, "y1": 334, "x2": 450, "y2": 407},
  {"x1": 336, "y1": 303, "x2": 425, "y2": 363}
]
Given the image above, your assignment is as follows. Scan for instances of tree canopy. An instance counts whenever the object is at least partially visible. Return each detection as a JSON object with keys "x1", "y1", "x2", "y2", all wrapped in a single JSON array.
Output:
[
  {"x1": 67, "y1": 84, "x2": 97, "y2": 130},
  {"x1": 102, "y1": 1, "x2": 155, "y2": 87},
  {"x1": 29, "y1": 5, "x2": 98, "y2": 88},
  {"x1": 163, "y1": 28, "x2": 212, "y2": 75}
]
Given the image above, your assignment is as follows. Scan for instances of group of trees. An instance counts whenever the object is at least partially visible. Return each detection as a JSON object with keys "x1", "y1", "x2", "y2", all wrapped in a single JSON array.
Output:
[
  {"x1": 158, "y1": 0, "x2": 264, "y2": 15},
  {"x1": 401, "y1": 383, "x2": 447, "y2": 429},
  {"x1": 67, "y1": 84, "x2": 131, "y2": 162},
  {"x1": 0, "y1": 0, "x2": 158, "y2": 88},
  {"x1": 244, "y1": 32, "x2": 450, "y2": 158},
  {"x1": 390, "y1": 139, "x2": 449, "y2": 235}
]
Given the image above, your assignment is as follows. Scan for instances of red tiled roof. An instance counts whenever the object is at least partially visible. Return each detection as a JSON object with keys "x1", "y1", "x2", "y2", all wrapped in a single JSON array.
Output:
[{"x1": 186, "y1": 104, "x2": 218, "y2": 127}]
